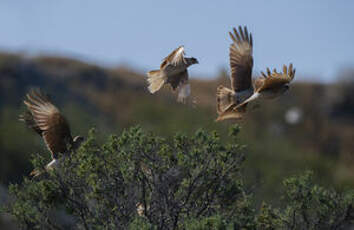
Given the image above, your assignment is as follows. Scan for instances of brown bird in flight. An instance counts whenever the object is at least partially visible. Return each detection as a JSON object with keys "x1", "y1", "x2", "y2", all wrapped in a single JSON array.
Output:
[
  {"x1": 216, "y1": 26, "x2": 295, "y2": 121},
  {"x1": 20, "y1": 89, "x2": 84, "y2": 177},
  {"x1": 147, "y1": 46, "x2": 198, "y2": 103},
  {"x1": 233, "y1": 64, "x2": 296, "y2": 111}
]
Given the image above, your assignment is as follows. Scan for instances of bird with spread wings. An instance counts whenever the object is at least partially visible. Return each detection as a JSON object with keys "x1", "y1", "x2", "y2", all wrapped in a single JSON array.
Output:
[
  {"x1": 147, "y1": 46, "x2": 198, "y2": 103},
  {"x1": 216, "y1": 26, "x2": 295, "y2": 121},
  {"x1": 233, "y1": 64, "x2": 296, "y2": 111},
  {"x1": 20, "y1": 89, "x2": 84, "y2": 177}
]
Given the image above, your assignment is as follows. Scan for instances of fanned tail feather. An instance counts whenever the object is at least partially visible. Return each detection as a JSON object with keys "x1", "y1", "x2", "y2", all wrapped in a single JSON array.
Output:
[
  {"x1": 216, "y1": 85, "x2": 236, "y2": 114},
  {"x1": 147, "y1": 70, "x2": 166, "y2": 94}
]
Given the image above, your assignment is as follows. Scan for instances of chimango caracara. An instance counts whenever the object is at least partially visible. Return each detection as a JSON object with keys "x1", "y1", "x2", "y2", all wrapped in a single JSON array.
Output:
[
  {"x1": 20, "y1": 89, "x2": 84, "y2": 177},
  {"x1": 216, "y1": 26, "x2": 295, "y2": 121},
  {"x1": 233, "y1": 64, "x2": 296, "y2": 111},
  {"x1": 147, "y1": 46, "x2": 198, "y2": 103}
]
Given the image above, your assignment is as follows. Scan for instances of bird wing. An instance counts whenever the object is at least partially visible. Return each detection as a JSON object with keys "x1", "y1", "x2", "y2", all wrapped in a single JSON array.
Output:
[
  {"x1": 160, "y1": 46, "x2": 186, "y2": 69},
  {"x1": 229, "y1": 26, "x2": 254, "y2": 92},
  {"x1": 176, "y1": 71, "x2": 191, "y2": 103},
  {"x1": 255, "y1": 63, "x2": 296, "y2": 92},
  {"x1": 234, "y1": 64, "x2": 296, "y2": 109},
  {"x1": 19, "y1": 110, "x2": 43, "y2": 136},
  {"x1": 23, "y1": 89, "x2": 72, "y2": 159}
]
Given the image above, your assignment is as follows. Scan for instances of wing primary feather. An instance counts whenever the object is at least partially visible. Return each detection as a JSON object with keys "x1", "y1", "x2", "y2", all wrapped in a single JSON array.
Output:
[
  {"x1": 244, "y1": 26, "x2": 249, "y2": 42},
  {"x1": 229, "y1": 32, "x2": 236, "y2": 42},
  {"x1": 267, "y1": 68, "x2": 271, "y2": 76},
  {"x1": 233, "y1": 27, "x2": 241, "y2": 42},
  {"x1": 283, "y1": 65, "x2": 287, "y2": 75},
  {"x1": 238, "y1": 26, "x2": 245, "y2": 40},
  {"x1": 250, "y1": 33, "x2": 253, "y2": 47},
  {"x1": 32, "y1": 90, "x2": 47, "y2": 104},
  {"x1": 229, "y1": 25, "x2": 254, "y2": 92},
  {"x1": 289, "y1": 63, "x2": 293, "y2": 74}
]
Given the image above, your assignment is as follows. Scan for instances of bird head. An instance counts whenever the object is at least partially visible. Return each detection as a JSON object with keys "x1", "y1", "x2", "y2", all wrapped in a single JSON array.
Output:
[
  {"x1": 274, "y1": 84, "x2": 290, "y2": 96},
  {"x1": 270, "y1": 84, "x2": 290, "y2": 98},
  {"x1": 282, "y1": 84, "x2": 290, "y2": 93},
  {"x1": 262, "y1": 83, "x2": 290, "y2": 100},
  {"x1": 186, "y1": 57, "x2": 199, "y2": 66}
]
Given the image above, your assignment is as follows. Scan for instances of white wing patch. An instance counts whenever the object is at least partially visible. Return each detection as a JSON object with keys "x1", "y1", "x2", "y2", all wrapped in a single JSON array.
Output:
[{"x1": 171, "y1": 46, "x2": 186, "y2": 66}]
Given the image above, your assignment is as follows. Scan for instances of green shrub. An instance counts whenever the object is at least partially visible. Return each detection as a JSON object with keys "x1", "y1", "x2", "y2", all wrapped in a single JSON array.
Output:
[{"x1": 2, "y1": 126, "x2": 353, "y2": 229}]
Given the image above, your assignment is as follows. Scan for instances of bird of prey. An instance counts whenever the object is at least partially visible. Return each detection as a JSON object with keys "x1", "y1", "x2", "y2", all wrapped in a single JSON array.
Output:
[
  {"x1": 147, "y1": 46, "x2": 198, "y2": 103},
  {"x1": 216, "y1": 26, "x2": 296, "y2": 121},
  {"x1": 216, "y1": 26, "x2": 254, "y2": 121},
  {"x1": 20, "y1": 89, "x2": 84, "y2": 177},
  {"x1": 233, "y1": 64, "x2": 296, "y2": 110}
]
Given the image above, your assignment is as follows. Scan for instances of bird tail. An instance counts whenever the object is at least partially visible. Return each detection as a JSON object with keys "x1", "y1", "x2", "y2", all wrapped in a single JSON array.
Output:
[
  {"x1": 147, "y1": 70, "x2": 166, "y2": 94},
  {"x1": 216, "y1": 85, "x2": 236, "y2": 114},
  {"x1": 215, "y1": 109, "x2": 244, "y2": 122}
]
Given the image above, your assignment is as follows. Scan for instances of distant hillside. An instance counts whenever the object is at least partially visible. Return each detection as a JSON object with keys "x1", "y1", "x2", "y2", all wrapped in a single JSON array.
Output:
[{"x1": 0, "y1": 51, "x2": 353, "y2": 202}]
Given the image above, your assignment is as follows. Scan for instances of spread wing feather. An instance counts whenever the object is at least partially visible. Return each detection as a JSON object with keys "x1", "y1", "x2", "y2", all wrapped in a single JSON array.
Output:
[
  {"x1": 229, "y1": 26, "x2": 253, "y2": 92},
  {"x1": 256, "y1": 64, "x2": 295, "y2": 92},
  {"x1": 23, "y1": 89, "x2": 72, "y2": 159},
  {"x1": 19, "y1": 110, "x2": 42, "y2": 136},
  {"x1": 160, "y1": 46, "x2": 186, "y2": 69},
  {"x1": 234, "y1": 64, "x2": 296, "y2": 109}
]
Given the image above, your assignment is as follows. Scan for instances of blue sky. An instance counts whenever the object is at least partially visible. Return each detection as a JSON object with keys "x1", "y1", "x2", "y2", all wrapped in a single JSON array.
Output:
[{"x1": 0, "y1": 1, "x2": 353, "y2": 82}]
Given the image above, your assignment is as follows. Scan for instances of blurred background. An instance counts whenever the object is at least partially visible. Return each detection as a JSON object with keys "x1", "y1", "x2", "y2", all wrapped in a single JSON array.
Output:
[{"x1": 1, "y1": 0, "x2": 354, "y2": 228}]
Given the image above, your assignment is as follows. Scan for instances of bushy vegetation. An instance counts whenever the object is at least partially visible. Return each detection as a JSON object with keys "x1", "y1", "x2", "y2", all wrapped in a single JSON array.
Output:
[
  {"x1": 1, "y1": 52, "x2": 354, "y2": 193},
  {"x1": 1, "y1": 52, "x2": 354, "y2": 228},
  {"x1": 2, "y1": 126, "x2": 353, "y2": 229}
]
